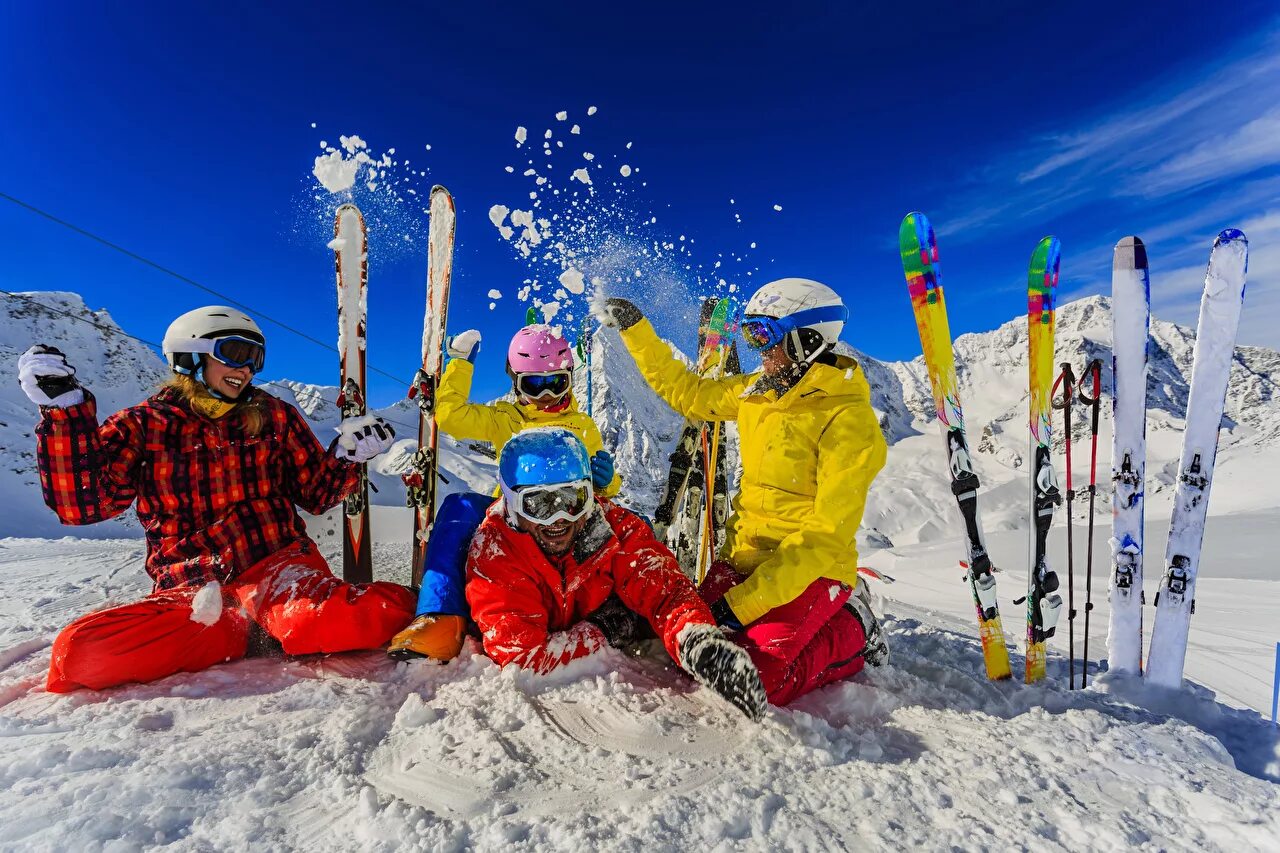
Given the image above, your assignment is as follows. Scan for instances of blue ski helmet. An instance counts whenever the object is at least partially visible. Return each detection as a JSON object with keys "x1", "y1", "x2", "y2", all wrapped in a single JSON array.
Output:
[{"x1": 499, "y1": 427, "x2": 592, "y2": 491}]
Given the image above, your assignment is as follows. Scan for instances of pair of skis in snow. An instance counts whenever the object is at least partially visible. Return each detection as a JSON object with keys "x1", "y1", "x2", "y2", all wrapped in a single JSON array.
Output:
[
  {"x1": 902, "y1": 212, "x2": 1248, "y2": 689},
  {"x1": 901, "y1": 214, "x2": 1067, "y2": 683},
  {"x1": 653, "y1": 297, "x2": 738, "y2": 582},
  {"x1": 1108, "y1": 230, "x2": 1249, "y2": 689},
  {"x1": 333, "y1": 187, "x2": 456, "y2": 585}
]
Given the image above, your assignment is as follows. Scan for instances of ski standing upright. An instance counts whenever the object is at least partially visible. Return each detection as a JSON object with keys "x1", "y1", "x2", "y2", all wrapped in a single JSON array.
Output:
[
  {"x1": 1024, "y1": 236, "x2": 1064, "y2": 684},
  {"x1": 578, "y1": 316, "x2": 594, "y2": 417},
  {"x1": 1146, "y1": 229, "x2": 1248, "y2": 688},
  {"x1": 899, "y1": 212, "x2": 1012, "y2": 681},
  {"x1": 405, "y1": 186, "x2": 456, "y2": 585},
  {"x1": 1106, "y1": 236, "x2": 1151, "y2": 676},
  {"x1": 334, "y1": 203, "x2": 372, "y2": 583},
  {"x1": 695, "y1": 297, "x2": 736, "y2": 583}
]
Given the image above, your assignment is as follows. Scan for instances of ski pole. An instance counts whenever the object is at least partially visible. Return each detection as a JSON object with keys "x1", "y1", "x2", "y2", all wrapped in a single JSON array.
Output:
[
  {"x1": 1078, "y1": 358, "x2": 1103, "y2": 688},
  {"x1": 1051, "y1": 362, "x2": 1077, "y2": 687},
  {"x1": 1272, "y1": 642, "x2": 1279, "y2": 726}
]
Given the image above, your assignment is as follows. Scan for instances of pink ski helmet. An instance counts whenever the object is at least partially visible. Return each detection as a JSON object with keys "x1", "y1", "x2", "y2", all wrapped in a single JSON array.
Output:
[{"x1": 506, "y1": 325, "x2": 575, "y2": 374}]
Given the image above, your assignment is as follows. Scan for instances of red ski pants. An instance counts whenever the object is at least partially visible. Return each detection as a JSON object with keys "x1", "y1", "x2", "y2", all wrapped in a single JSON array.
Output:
[
  {"x1": 46, "y1": 542, "x2": 415, "y2": 693},
  {"x1": 700, "y1": 561, "x2": 867, "y2": 706}
]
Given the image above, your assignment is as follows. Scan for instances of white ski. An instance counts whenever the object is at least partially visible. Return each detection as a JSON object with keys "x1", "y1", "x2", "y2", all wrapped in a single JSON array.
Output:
[
  {"x1": 334, "y1": 203, "x2": 371, "y2": 583},
  {"x1": 1105, "y1": 236, "x2": 1150, "y2": 676},
  {"x1": 1145, "y1": 229, "x2": 1248, "y2": 689}
]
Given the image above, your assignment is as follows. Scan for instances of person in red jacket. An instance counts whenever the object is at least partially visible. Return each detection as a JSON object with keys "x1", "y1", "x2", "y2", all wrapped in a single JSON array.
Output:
[
  {"x1": 465, "y1": 427, "x2": 767, "y2": 720},
  {"x1": 18, "y1": 305, "x2": 416, "y2": 693}
]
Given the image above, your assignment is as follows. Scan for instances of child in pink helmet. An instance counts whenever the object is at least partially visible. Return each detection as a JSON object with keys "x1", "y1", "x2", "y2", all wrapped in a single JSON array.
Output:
[{"x1": 388, "y1": 322, "x2": 620, "y2": 662}]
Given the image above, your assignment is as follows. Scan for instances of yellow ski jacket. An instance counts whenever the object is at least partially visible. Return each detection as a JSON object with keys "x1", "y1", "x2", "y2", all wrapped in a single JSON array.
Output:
[
  {"x1": 621, "y1": 319, "x2": 887, "y2": 625},
  {"x1": 435, "y1": 359, "x2": 622, "y2": 498}
]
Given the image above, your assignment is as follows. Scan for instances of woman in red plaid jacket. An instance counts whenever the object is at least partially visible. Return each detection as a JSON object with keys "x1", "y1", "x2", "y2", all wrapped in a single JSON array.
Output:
[{"x1": 18, "y1": 306, "x2": 415, "y2": 693}]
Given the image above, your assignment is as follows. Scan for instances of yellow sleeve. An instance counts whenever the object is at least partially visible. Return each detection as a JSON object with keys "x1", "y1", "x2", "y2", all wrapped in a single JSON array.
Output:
[
  {"x1": 724, "y1": 400, "x2": 888, "y2": 625},
  {"x1": 619, "y1": 319, "x2": 749, "y2": 422},
  {"x1": 435, "y1": 359, "x2": 520, "y2": 446}
]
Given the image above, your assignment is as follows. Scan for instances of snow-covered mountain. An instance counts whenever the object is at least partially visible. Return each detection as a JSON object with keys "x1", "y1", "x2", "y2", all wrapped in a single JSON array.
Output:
[
  {"x1": 858, "y1": 295, "x2": 1280, "y2": 547},
  {"x1": 6, "y1": 291, "x2": 1279, "y2": 552}
]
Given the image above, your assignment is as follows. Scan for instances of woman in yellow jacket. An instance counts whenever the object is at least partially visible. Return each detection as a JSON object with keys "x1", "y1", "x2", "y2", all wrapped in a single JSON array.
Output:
[
  {"x1": 598, "y1": 278, "x2": 889, "y2": 706},
  {"x1": 389, "y1": 324, "x2": 620, "y2": 661}
]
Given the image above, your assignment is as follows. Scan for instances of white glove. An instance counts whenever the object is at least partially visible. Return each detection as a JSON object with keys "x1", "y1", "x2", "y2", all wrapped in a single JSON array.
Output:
[
  {"x1": 334, "y1": 415, "x2": 396, "y2": 463},
  {"x1": 18, "y1": 345, "x2": 85, "y2": 408},
  {"x1": 446, "y1": 329, "x2": 482, "y2": 362}
]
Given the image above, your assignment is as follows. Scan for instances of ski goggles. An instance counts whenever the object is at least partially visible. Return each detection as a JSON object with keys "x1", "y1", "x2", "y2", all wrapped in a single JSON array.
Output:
[
  {"x1": 739, "y1": 305, "x2": 848, "y2": 351},
  {"x1": 185, "y1": 335, "x2": 266, "y2": 373},
  {"x1": 509, "y1": 479, "x2": 594, "y2": 526},
  {"x1": 514, "y1": 371, "x2": 571, "y2": 400}
]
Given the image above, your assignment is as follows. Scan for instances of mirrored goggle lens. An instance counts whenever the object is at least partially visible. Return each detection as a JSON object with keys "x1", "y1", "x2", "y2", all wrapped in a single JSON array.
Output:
[
  {"x1": 521, "y1": 483, "x2": 591, "y2": 522},
  {"x1": 740, "y1": 318, "x2": 781, "y2": 350},
  {"x1": 211, "y1": 337, "x2": 265, "y2": 372},
  {"x1": 517, "y1": 372, "x2": 570, "y2": 398}
]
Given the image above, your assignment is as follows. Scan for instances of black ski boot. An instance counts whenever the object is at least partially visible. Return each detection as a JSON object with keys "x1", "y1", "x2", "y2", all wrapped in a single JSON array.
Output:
[{"x1": 845, "y1": 578, "x2": 890, "y2": 667}]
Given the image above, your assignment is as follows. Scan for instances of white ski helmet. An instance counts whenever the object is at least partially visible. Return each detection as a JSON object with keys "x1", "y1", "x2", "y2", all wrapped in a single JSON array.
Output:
[
  {"x1": 742, "y1": 278, "x2": 847, "y2": 363},
  {"x1": 162, "y1": 306, "x2": 266, "y2": 375}
]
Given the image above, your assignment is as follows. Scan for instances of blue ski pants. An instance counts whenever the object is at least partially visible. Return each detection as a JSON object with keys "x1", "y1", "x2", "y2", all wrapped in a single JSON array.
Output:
[{"x1": 414, "y1": 491, "x2": 493, "y2": 618}]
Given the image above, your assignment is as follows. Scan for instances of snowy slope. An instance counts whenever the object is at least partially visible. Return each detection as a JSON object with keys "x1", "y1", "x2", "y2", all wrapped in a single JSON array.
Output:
[{"x1": 0, "y1": 538, "x2": 1276, "y2": 851}]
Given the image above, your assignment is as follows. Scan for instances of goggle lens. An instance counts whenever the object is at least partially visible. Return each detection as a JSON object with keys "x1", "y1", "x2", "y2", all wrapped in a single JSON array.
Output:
[
  {"x1": 517, "y1": 372, "x2": 571, "y2": 399},
  {"x1": 740, "y1": 318, "x2": 781, "y2": 351},
  {"x1": 211, "y1": 337, "x2": 265, "y2": 373},
  {"x1": 520, "y1": 483, "x2": 591, "y2": 523}
]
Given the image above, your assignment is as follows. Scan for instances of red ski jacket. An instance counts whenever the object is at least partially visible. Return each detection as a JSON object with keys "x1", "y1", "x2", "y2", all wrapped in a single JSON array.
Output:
[
  {"x1": 465, "y1": 499, "x2": 713, "y2": 673},
  {"x1": 36, "y1": 387, "x2": 359, "y2": 591}
]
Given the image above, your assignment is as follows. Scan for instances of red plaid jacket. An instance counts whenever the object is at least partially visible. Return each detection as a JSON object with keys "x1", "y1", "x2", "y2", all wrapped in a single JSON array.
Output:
[{"x1": 36, "y1": 386, "x2": 359, "y2": 590}]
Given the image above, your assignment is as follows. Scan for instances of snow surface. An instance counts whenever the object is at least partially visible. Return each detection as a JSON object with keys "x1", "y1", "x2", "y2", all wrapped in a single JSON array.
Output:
[
  {"x1": 2, "y1": 290, "x2": 1279, "y2": 848},
  {"x1": 0, "y1": 537, "x2": 1276, "y2": 849}
]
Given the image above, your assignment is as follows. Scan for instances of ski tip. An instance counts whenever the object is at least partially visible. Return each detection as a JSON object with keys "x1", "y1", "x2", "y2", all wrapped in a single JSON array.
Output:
[
  {"x1": 1030, "y1": 236, "x2": 1062, "y2": 277},
  {"x1": 1113, "y1": 236, "x2": 1147, "y2": 271},
  {"x1": 1215, "y1": 227, "x2": 1247, "y2": 247}
]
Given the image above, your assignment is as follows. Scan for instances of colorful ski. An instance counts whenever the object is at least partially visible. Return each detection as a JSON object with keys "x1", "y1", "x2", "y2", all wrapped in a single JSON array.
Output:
[
  {"x1": 405, "y1": 186, "x2": 456, "y2": 586},
  {"x1": 899, "y1": 212, "x2": 1012, "y2": 681},
  {"x1": 1146, "y1": 229, "x2": 1248, "y2": 689},
  {"x1": 656, "y1": 298, "x2": 724, "y2": 579},
  {"x1": 334, "y1": 203, "x2": 372, "y2": 584},
  {"x1": 1106, "y1": 236, "x2": 1151, "y2": 676},
  {"x1": 696, "y1": 298, "x2": 735, "y2": 583},
  {"x1": 1025, "y1": 235, "x2": 1064, "y2": 683},
  {"x1": 577, "y1": 317, "x2": 594, "y2": 417}
]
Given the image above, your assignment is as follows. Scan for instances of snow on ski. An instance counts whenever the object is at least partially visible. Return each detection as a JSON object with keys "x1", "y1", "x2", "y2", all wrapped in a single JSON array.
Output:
[
  {"x1": 899, "y1": 211, "x2": 1012, "y2": 681},
  {"x1": 1106, "y1": 236, "x2": 1151, "y2": 677},
  {"x1": 405, "y1": 186, "x2": 456, "y2": 585},
  {"x1": 1025, "y1": 235, "x2": 1064, "y2": 684},
  {"x1": 333, "y1": 203, "x2": 372, "y2": 584},
  {"x1": 1146, "y1": 229, "x2": 1248, "y2": 689}
]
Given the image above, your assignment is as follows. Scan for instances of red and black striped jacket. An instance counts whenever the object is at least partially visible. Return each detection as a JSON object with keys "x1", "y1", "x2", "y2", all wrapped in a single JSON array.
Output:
[{"x1": 36, "y1": 386, "x2": 359, "y2": 591}]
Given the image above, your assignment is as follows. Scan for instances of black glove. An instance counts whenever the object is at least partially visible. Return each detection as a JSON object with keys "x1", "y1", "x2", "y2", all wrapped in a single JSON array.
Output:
[
  {"x1": 678, "y1": 623, "x2": 767, "y2": 721},
  {"x1": 595, "y1": 298, "x2": 643, "y2": 331},
  {"x1": 586, "y1": 595, "x2": 640, "y2": 648},
  {"x1": 710, "y1": 597, "x2": 744, "y2": 632}
]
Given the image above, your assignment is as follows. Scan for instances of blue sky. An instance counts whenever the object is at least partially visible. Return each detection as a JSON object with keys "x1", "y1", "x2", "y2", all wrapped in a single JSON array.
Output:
[{"x1": 3, "y1": 2, "x2": 1277, "y2": 405}]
